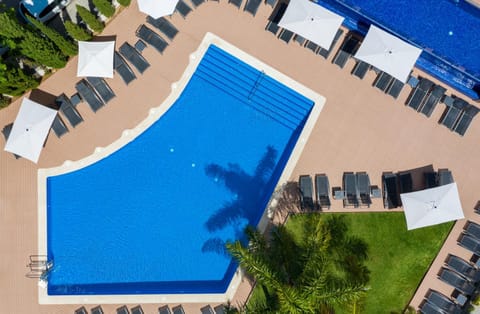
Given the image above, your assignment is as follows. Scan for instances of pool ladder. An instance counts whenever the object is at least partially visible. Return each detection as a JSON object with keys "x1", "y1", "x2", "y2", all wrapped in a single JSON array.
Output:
[
  {"x1": 26, "y1": 255, "x2": 53, "y2": 279},
  {"x1": 247, "y1": 71, "x2": 265, "y2": 100}
]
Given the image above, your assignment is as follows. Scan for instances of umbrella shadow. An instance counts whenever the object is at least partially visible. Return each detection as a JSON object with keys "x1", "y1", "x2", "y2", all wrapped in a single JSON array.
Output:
[{"x1": 29, "y1": 89, "x2": 58, "y2": 109}]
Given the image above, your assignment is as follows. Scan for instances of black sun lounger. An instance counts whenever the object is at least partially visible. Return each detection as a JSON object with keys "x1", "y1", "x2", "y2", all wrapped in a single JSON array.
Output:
[
  {"x1": 419, "y1": 301, "x2": 443, "y2": 314},
  {"x1": 454, "y1": 104, "x2": 479, "y2": 136},
  {"x1": 318, "y1": 29, "x2": 344, "y2": 59},
  {"x1": 158, "y1": 305, "x2": 172, "y2": 314},
  {"x1": 91, "y1": 306, "x2": 104, "y2": 314},
  {"x1": 2, "y1": 123, "x2": 21, "y2": 159},
  {"x1": 356, "y1": 172, "x2": 371, "y2": 207},
  {"x1": 136, "y1": 24, "x2": 168, "y2": 54},
  {"x1": 438, "y1": 267, "x2": 475, "y2": 295},
  {"x1": 265, "y1": 0, "x2": 276, "y2": 7},
  {"x1": 343, "y1": 172, "x2": 359, "y2": 208},
  {"x1": 146, "y1": 16, "x2": 178, "y2": 40},
  {"x1": 373, "y1": 71, "x2": 394, "y2": 92},
  {"x1": 299, "y1": 175, "x2": 315, "y2": 210},
  {"x1": 424, "y1": 172, "x2": 437, "y2": 188},
  {"x1": 419, "y1": 85, "x2": 446, "y2": 117},
  {"x1": 116, "y1": 305, "x2": 129, "y2": 314},
  {"x1": 278, "y1": 28, "x2": 294, "y2": 44},
  {"x1": 244, "y1": 0, "x2": 262, "y2": 16},
  {"x1": 445, "y1": 254, "x2": 480, "y2": 283},
  {"x1": 56, "y1": 94, "x2": 83, "y2": 128},
  {"x1": 398, "y1": 172, "x2": 413, "y2": 195},
  {"x1": 228, "y1": 0, "x2": 243, "y2": 8},
  {"x1": 51, "y1": 115, "x2": 68, "y2": 138},
  {"x1": 437, "y1": 169, "x2": 453, "y2": 186},
  {"x1": 119, "y1": 42, "x2": 150, "y2": 74},
  {"x1": 386, "y1": 78, "x2": 404, "y2": 99},
  {"x1": 332, "y1": 34, "x2": 361, "y2": 68},
  {"x1": 172, "y1": 305, "x2": 185, "y2": 314},
  {"x1": 458, "y1": 233, "x2": 480, "y2": 255},
  {"x1": 200, "y1": 305, "x2": 214, "y2": 314},
  {"x1": 383, "y1": 173, "x2": 399, "y2": 209},
  {"x1": 86, "y1": 77, "x2": 115, "y2": 104},
  {"x1": 265, "y1": 2, "x2": 287, "y2": 35},
  {"x1": 315, "y1": 174, "x2": 331, "y2": 210},
  {"x1": 75, "y1": 307, "x2": 88, "y2": 314},
  {"x1": 424, "y1": 290, "x2": 462, "y2": 314},
  {"x1": 189, "y1": 0, "x2": 205, "y2": 7},
  {"x1": 305, "y1": 41, "x2": 319, "y2": 53},
  {"x1": 131, "y1": 305, "x2": 144, "y2": 314},
  {"x1": 405, "y1": 77, "x2": 434, "y2": 111},
  {"x1": 465, "y1": 221, "x2": 480, "y2": 240},
  {"x1": 176, "y1": 0, "x2": 192, "y2": 17},
  {"x1": 114, "y1": 51, "x2": 136, "y2": 85},
  {"x1": 440, "y1": 97, "x2": 468, "y2": 130},
  {"x1": 75, "y1": 80, "x2": 104, "y2": 112},
  {"x1": 351, "y1": 60, "x2": 370, "y2": 79}
]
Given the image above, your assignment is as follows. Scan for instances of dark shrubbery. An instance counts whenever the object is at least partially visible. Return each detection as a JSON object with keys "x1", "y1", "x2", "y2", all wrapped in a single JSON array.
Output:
[
  {"x1": 93, "y1": 0, "x2": 115, "y2": 18},
  {"x1": 117, "y1": 0, "x2": 131, "y2": 6},
  {"x1": 76, "y1": 5, "x2": 104, "y2": 33},
  {"x1": 27, "y1": 16, "x2": 77, "y2": 56},
  {"x1": 64, "y1": 21, "x2": 93, "y2": 41}
]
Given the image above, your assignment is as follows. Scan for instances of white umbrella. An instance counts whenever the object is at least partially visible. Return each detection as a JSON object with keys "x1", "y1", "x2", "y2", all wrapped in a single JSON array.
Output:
[
  {"x1": 354, "y1": 25, "x2": 422, "y2": 83},
  {"x1": 77, "y1": 41, "x2": 115, "y2": 78},
  {"x1": 401, "y1": 183, "x2": 464, "y2": 230},
  {"x1": 278, "y1": 0, "x2": 344, "y2": 50},
  {"x1": 137, "y1": 0, "x2": 179, "y2": 19},
  {"x1": 4, "y1": 98, "x2": 57, "y2": 163}
]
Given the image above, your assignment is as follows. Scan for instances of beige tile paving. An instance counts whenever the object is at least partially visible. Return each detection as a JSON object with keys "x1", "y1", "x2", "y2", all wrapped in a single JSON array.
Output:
[{"x1": 1, "y1": 0, "x2": 479, "y2": 312}]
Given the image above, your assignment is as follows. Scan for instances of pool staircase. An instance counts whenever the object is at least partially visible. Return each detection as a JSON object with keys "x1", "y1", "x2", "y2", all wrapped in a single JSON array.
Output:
[
  {"x1": 195, "y1": 46, "x2": 314, "y2": 131},
  {"x1": 26, "y1": 255, "x2": 53, "y2": 279}
]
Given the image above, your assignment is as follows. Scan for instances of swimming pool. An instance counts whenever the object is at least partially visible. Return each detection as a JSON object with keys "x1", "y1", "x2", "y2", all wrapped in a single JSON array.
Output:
[
  {"x1": 317, "y1": 0, "x2": 480, "y2": 99},
  {"x1": 41, "y1": 37, "x2": 319, "y2": 298}
]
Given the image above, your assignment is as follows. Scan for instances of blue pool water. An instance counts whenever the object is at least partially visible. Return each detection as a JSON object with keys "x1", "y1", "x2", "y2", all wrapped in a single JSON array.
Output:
[
  {"x1": 318, "y1": 0, "x2": 480, "y2": 99},
  {"x1": 46, "y1": 45, "x2": 314, "y2": 295}
]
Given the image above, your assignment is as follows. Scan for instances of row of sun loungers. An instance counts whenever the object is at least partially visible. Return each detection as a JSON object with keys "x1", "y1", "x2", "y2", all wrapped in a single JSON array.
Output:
[
  {"x1": 299, "y1": 174, "x2": 330, "y2": 211},
  {"x1": 147, "y1": 16, "x2": 179, "y2": 40},
  {"x1": 419, "y1": 289, "x2": 463, "y2": 314},
  {"x1": 119, "y1": 42, "x2": 150, "y2": 74},
  {"x1": 440, "y1": 96, "x2": 479, "y2": 136},
  {"x1": 136, "y1": 24, "x2": 169, "y2": 54},
  {"x1": 76, "y1": 304, "x2": 192, "y2": 314}
]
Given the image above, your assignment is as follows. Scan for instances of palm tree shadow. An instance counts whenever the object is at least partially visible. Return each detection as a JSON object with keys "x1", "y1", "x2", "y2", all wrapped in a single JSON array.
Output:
[{"x1": 201, "y1": 146, "x2": 278, "y2": 254}]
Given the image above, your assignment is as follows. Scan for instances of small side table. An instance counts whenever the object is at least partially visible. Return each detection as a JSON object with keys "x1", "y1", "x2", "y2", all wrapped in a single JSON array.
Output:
[
  {"x1": 70, "y1": 93, "x2": 82, "y2": 107},
  {"x1": 332, "y1": 187, "x2": 345, "y2": 200},
  {"x1": 370, "y1": 185, "x2": 382, "y2": 198},
  {"x1": 135, "y1": 40, "x2": 147, "y2": 53}
]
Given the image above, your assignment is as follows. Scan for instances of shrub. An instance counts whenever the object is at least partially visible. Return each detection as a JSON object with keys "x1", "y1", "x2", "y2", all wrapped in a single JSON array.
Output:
[
  {"x1": 93, "y1": 0, "x2": 115, "y2": 18},
  {"x1": 0, "y1": 10, "x2": 27, "y2": 39},
  {"x1": 27, "y1": 16, "x2": 77, "y2": 57},
  {"x1": 19, "y1": 31, "x2": 67, "y2": 68},
  {"x1": 64, "y1": 21, "x2": 92, "y2": 41},
  {"x1": 0, "y1": 95, "x2": 11, "y2": 109},
  {"x1": 117, "y1": 0, "x2": 131, "y2": 7},
  {"x1": 0, "y1": 67, "x2": 39, "y2": 96},
  {"x1": 76, "y1": 5, "x2": 104, "y2": 33}
]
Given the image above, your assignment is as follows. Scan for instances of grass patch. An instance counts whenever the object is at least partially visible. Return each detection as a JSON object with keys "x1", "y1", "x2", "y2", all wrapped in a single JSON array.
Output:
[{"x1": 246, "y1": 212, "x2": 452, "y2": 313}]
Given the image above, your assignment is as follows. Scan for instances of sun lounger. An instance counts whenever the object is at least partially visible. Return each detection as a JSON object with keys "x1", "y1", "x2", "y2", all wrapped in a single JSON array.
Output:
[
  {"x1": 398, "y1": 172, "x2": 413, "y2": 195},
  {"x1": 116, "y1": 306, "x2": 129, "y2": 314},
  {"x1": 458, "y1": 233, "x2": 480, "y2": 255},
  {"x1": 294, "y1": 35, "x2": 305, "y2": 45},
  {"x1": 75, "y1": 80, "x2": 104, "y2": 112},
  {"x1": 438, "y1": 267, "x2": 475, "y2": 295},
  {"x1": 315, "y1": 174, "x2": 331, "y2": 210},
  {"x1": 119, "y1": 42, "x2": 150, "y2": 74},
  {"x1": 91, "y1": 306, "x2": 104, "y2": 314},
  {"x1": 147, "y1": 16, "x2": 179, "y2": 40},
  {"x1": 2, "y1": 123, "x2": 21, "y2": 159},
  {"x1": 351, "y1": 60, "x2": 370, "y2": 79},
  {"x1": 200, "y1": 305, "x2": 215, "y2": 314},
  {"x1": 383, "y1": 173, "x2": 399, "y2": 209},
  {"x1": 136, "y1": 24, "x2": 168, "y2": 54},
  {"x1": 419, "y1": 301, "x2": 443, "y2": 314},
  {"x1": 114, "y1": 51, "x2": 136, "y2": 85},
  {"x1": 265, "y1": 0, "x2": 276, "y2": 6},
  {"x1": 454, "y1": 104, "x2": 479, "y2": 136},
  {"x1": 244, "y1": 0, "x2": 262, "y2": 16},
  {"x1": 299, "y1": 175, "x2": 315, "y2": 210},
  {"x1": 131, "y1": 306, "x2": 144, "y2": 314},
  {"x1": 56, "y1": 93, "x2": 83, "y2": 127},
  {"x1": 305, "y1": 41, "x2": 319, "y2": 53},
  {"x1": 424, "y1": 290, "x2": 462, "y2": 314},
  {"x1": 265, "y1": 2, "x2": 287, "y2": 35},
  {"x1": 386, "y1": 78, "x2": 404, "y2": 99},
  {"x1": 86, "y1": 77, "x2": 115, "y2": 104},
  {"x1": 176, "y1": 0, "x2": 192, "y2": 17},
  {"x1": 278, "y1": 28, "x2": 294, "y2": 44},
  {"x1": 465, "y1": 221, "x2": 480, "y2": 240},
  {"x1": 356, "y1": 172, "x2": 371, "y2": 207},
  {"x1": 189, "y1": 0, "x2": 205, "y2": 7},
  {"x1": 419, "y1": 85, "x2": 446, "y2": 117},
  {"x1": 445, "y1": 254, "x2": 480, "y2": 283},
  {"x1": 172, "y1": 305, "x2": 185, "y2": 314},
  {"x1": 373, "y1": 71, "x2": 394, "y2": 92},
  {"x1": 424, "y1": 172, "x2": 437, "y2": 188},
  {"x1": 228, "y1": 0, "x2": 242, "y2": 8},
  {"x1": 332, "y1": 34, "x2": 361, "y2": 68},
  {"x1": 75, "y1": 307, "x2": 88, "y2": 314},
  {"x1": 405, "y1": 77, "x2": 434, "y2": 111},
  {"x1": 343, "y1": 172, "x2": 359, "y2": 208},
  {"x1": 213, "y1": 305, "x2": 225, "y2": 314},
  {"x1": 437, "y1": 169, "x2": 453, "y2": 186},
  {"x1": 51, "y1": 115, "x2": 68, "y2": 138},
  {"x1": 158, "y1": 306, "x2": 172, "y2": 314},
  {"x1": 318, "y1": 29, "x2": 344, "y2": 59}
]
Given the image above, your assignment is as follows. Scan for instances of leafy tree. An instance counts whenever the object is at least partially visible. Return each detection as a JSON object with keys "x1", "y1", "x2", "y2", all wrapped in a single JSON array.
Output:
[
  {"x1": 117, "y1": 0, "x2": 131, "y2": 6},
  {"x1": 26, "y1": 16, "x2": 77, "y2": 56},
  {"x1": 19, "y1": 31, "x2": 67, "y2": 68},
  {"x1": 0, "y1": 63, "x2": 39, "y2": 96},
  {"x1": 64, "y1": 21, "x2": 92, "y2": 41},
  {"x1": 76, "y1": 5, "x2": 104, "y2": 33},
  {"x1": 93, "y1": 0, "x2": 115, "y2": 18},
  {"x1": 227, "y1": 215, "x2": 370, "y2": 313},
  {"x1": 0, "y1": 10, "x2": 26, "y2": 39}
]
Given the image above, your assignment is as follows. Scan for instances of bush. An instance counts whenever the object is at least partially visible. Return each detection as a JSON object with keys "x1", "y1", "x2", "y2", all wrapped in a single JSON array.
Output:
[
  {"x1": 19, "y1": 31, "x2": 67, "y2": 69},
  {"x1": 117, "y1": 0, "x2": 131, "y2": 6},
  {"x1": 0, "y1": 96, "x2": 11, "y2": 109},
  {"x1": 0, "y1": 67, "x2": 39, "y2": 96},
  {"x1": 64, "y1": 21, "x2": 92, "y2": 41},
  {"x1": 27, "y1": 16, "x2": 77, "y2": 57},
  {"x1": 76, "y1": 5, "x2": 104, "y2": 33},
  {"x1": 93, "y1": 0, "x2": 115, "y2": 18}
]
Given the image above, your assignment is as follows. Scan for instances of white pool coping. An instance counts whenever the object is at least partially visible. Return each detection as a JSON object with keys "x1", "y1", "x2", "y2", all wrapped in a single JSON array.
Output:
[{"x1": 37, "y1": 32, "x2": 326, "y2": 304}]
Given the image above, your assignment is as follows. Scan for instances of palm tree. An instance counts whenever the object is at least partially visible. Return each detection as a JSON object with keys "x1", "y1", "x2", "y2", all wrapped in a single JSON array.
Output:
[{"x1": 227, "y1": 214, "x2": 370, "y2": 314}]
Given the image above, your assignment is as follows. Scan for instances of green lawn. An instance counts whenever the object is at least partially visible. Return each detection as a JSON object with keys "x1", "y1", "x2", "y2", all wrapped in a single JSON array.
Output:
[{"x1": 248, "y1": 212, "x2": 453, "y2": 313}]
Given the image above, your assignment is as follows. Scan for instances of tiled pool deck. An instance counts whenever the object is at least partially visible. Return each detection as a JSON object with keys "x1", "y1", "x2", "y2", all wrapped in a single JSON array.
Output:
[{"x1": 1, "y1": 1, "x2": 479, "y2": 312}]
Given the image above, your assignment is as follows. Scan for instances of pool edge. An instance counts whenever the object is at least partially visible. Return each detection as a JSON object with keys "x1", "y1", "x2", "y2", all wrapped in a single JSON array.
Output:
[{"x1": 37, "y1": 32, "x2": 326, "y2": 304}]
